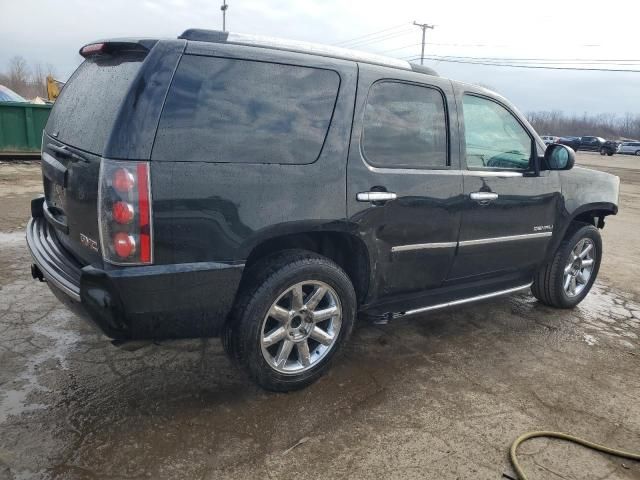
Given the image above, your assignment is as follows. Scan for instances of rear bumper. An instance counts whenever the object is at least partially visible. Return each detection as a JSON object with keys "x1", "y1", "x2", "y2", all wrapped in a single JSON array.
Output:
[
  {"x1": 27, "y1": 213, "x2": 83, "y2": 301},
  {"x1": 27, "y1": 215, "x2": 244, "y2": 340}
]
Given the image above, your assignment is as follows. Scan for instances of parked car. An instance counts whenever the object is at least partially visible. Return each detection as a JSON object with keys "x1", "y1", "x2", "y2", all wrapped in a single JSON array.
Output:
[
  {"x1": 579, "y1": 136, "x2": 606, "y2": 152},
  {"x1": 0, "y1": 85, "x2": 27, "y2": 103},
  {"x1": 27, "y1": 30, "x2": 620, "y2": 391},
  {"x1": 541, "y1": 135, "x2": 559, "y2": 145},
  {"x1": 558, "y1": 136, "x2": 581, "y2": 151},
  {"x1": 599, "y1": 140, "x2": 620, "y2": 156},
  {"x1": 619, "y1": 142, "x2": 640, "y2": 156}
]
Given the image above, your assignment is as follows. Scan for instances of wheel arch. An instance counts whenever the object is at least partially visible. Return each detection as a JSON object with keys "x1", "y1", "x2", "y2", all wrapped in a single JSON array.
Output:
[
  {"x1": 569, "y1": 202, "x2": 618, "y2": 228},
  {"x1": 241, "y1": 230, "x2": 371, "y2": 305},
  {"x1": 544, "y1": 203, "x2": 616, "y2": 262}
]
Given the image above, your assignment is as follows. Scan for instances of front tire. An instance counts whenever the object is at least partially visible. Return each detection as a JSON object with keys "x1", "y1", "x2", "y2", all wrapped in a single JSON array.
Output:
[
  {"x1": 223, "y1": 250, "x2": 356, "y2": 391},
  {"x1": 532, "y1": 224, "x2": 602, "y2": 308}
]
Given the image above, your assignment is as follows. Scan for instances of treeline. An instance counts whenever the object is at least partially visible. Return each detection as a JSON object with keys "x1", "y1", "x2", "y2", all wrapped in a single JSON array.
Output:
[
  {"x1": 526, "y1": 111, "x2": 640, "y2": 141},
  {"x1": 0, "y1": 56, "x2": 55, "y2": 100}
]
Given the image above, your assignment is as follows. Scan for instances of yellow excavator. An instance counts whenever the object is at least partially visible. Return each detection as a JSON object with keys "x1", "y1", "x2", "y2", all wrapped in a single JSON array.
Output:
[{"x1": 46, "y1": 75, "x2": 64, "y2": 101}]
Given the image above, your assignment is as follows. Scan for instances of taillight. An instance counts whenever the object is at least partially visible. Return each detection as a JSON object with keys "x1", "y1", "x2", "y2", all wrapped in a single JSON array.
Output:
[{"x1": 98, "y1": 159, "x2": 153, "y2": 265}]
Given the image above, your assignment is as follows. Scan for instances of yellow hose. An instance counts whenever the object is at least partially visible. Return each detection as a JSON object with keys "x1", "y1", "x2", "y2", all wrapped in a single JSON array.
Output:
[{"x1": 510, "y1": 431, "x2": 640, "y2": 480}]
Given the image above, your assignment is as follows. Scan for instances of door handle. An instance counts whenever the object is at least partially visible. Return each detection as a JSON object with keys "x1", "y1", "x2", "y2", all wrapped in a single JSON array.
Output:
[
  {"x1": 470, "y1": 192, "x2": 498, "y2": 203},
  {"x1": 356, "y1": 191, "x2": 397, "y2": 203}
]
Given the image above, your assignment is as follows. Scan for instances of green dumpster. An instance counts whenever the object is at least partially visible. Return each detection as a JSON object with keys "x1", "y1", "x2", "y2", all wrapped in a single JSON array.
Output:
[{"x1": 0, "y1": 101, "x2": 52, "y2": 155}]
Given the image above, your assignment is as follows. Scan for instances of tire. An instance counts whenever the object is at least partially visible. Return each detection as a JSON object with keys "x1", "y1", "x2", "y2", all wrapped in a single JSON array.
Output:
[
  {"x1": 607, "y1": 152, "x2": 613, "y2": 157},
  {"x1": 635, "y1": 151, "x2": 640, "y2": 156},
  {"x1": 532, "y1": 223, "x2": 602, "y2": 308},
  {"x1": 223, "y1": 250, "x2": 356, "y2": 391}
]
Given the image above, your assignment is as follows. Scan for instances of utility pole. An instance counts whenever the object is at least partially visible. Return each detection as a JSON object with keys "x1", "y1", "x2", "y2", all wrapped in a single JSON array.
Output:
[
  {"x1": 221, "y1": 0, "x2": 229, "y2": 32},
  {"x1": 413, "y1": 21, "x2": 435, "y2": 65}
]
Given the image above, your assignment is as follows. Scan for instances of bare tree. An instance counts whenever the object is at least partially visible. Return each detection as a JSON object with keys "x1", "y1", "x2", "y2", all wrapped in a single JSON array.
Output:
[
  {"x1": 527, "y1": 110, "x2": 640, "y2": 141},
  {"x1": 31, "y1": 63, "x2": 47, "y2": 98},
  {"x1": 7, "y1": 56, "x2": 30, "y2": 93}
]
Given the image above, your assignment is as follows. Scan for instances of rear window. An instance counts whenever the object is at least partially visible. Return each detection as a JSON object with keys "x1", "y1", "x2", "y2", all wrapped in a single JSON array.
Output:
[
  {"x1": 361, "y1": 81, "x2": 448, "y2": 169},
  {"x1": 46, "y1": 53, "x2": 145, "y2": 155},
  {"x1": 152, "y1": 55, "x2": 340, "y2": 164}
]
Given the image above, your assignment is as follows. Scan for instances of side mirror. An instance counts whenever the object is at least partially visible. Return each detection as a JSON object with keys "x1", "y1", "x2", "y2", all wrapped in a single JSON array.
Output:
[{"x1": 544, "y1": 143, "x2": 575, "y2": 171}]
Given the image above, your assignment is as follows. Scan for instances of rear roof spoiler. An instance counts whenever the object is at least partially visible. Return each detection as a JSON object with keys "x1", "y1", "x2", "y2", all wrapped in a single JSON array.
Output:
[{"x1": 79, "y1": 39, "x2": 158, "y2": 57}]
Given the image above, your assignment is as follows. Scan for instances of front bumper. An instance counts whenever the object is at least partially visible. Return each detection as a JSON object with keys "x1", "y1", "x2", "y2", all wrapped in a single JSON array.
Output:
[{"x1": 27, "y1": 215, "x2": 244, "y2": 340}]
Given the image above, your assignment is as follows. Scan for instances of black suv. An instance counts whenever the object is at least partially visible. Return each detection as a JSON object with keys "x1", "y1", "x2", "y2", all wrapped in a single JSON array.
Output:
[
  {"x1": 599, "y1": 140, "x2": 619, "y2": 156},
  {"x1": 27, "y1": 30, "x2": 620, "y2": 391},
  {"x1": 580, "y1": 136, "x2": 606, "y2": 152}
]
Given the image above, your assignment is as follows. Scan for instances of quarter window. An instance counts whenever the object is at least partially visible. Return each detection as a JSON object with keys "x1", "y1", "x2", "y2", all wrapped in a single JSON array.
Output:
[
  {"x1": 153, "y1": 55, "x2": 340, "y2": 164},
  {"x1": 462, "y1": 94, "x2": 532, "y2": 170},
  {"x1": 362, "y1": 81, "x2": 448, "y2": 169}
]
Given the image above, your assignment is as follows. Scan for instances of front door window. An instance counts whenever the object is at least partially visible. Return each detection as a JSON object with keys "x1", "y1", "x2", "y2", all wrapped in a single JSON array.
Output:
[{"x1": 462, "y1": 94, "x2": 532, "y2": 171}]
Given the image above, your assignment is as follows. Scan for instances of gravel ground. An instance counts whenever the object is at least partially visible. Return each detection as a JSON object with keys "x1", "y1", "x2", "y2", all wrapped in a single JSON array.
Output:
[{"x1": 0, "y1": 153, "x2": 638, "y2": 480}]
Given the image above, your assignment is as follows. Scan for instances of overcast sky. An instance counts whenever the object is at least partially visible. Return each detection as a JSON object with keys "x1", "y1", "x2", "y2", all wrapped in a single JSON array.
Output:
[{"x1": 1, "y1": 0, "x2": 638, "y2": 115}]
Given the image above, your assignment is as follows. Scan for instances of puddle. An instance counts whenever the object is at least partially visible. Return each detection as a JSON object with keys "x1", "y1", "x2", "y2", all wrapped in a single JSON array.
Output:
[
  {"x1": 0, "y1": 231, "x2": 25, "y2": 245},
  {"x1": 0, "y1": 290, "x2": 82, "y2": 424},
  {"x1": 574, "y1": 285, "x2": 640, "y2": 350}
]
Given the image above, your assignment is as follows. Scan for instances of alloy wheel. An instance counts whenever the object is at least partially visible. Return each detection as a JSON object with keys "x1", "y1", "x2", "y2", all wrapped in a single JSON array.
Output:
[
  {"x1": 260, "y1": 280, "x2": 342, "y2": 374},
  {"x1": 563, "y1": 238, "x2": 596, "y2": 297}
]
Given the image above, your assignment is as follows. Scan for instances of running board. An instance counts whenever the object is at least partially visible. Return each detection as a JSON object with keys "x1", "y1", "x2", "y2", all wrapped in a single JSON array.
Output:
[{"x1": 392, "y1": 283, "x2": 532, "y2": 320}]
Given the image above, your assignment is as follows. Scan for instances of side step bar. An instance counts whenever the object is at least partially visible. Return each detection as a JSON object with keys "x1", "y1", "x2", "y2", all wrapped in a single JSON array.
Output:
[{"x1": 367, "y1": 283, "x2": 532, "y2": 324}]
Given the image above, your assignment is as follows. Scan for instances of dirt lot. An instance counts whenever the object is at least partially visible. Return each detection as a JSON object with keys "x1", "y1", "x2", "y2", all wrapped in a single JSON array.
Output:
[{"x1": 0, "y1": 153, "x2": 639, "y2": 479}]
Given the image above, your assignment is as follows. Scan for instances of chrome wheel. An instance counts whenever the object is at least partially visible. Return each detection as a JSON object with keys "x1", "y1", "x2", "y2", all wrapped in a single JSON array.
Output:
[
  {"x1": 563, "y1": 238, "x2": 596, "y2": 297},
  {"x1": 260, "y1": 281, "x2": 342, "y2": 374}
]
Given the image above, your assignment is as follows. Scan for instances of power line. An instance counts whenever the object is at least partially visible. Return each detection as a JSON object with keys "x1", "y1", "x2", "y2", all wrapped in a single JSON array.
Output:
[
  {"x1": 404, "y1": 55, "x2": 640, "y2": 73},
  {"x1": 429, "y1": 54, "x2": 640, "y2": 65},
  {"x1": 332, "y1": 23, "x2": 409, "y2": 46},
  {"x1": 377, "y1": 43, "x2": 422, "y2": 54},
  {"x1": 338, "y1": 28, "x2": 415, "y2": 48}
]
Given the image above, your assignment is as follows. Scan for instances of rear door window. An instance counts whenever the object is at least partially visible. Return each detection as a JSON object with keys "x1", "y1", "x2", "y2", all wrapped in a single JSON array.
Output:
[
  {"x1": 152, "y1": 55, "x2": 340, "y2": 164},
  {"x1": 361, "y1": 81, "x2": 448, "y2": 169},
  {"x1": 46, "y1": 53, "x2": 145, "y2": 155}
]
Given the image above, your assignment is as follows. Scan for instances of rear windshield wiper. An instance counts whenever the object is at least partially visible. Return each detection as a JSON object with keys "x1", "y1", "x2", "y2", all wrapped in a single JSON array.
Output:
[{"x1": 47, "y1": 143, "x2": 90, "y2": 163}]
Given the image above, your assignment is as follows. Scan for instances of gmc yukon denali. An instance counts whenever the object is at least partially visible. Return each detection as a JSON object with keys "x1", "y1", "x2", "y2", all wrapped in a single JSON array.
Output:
[{"x1": 27, "y1": 30, "x2": 620, "y2": 391}]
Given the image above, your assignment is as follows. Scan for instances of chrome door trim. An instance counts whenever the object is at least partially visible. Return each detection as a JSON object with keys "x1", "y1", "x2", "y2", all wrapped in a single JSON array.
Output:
[
  {"x1": 391, "y1": 241, "x2": 457, "y2": 253},
  {"x1": 402, "y1": 283, "x2": 532, "y2": 317},
  {"x1": 360, "y1": 164, "x2": 523, "y2": 178},
  {"x1": 392, "y1": 232, "x2": 551, "y2": 253},
  {"x1": 362, "y1": 163, "x2": 461, "y2": 176},
  {"x1": 458, "y1": 231, "x2": 552, "y2": 247},
  {"x1": 463, "y1": 170, "x2": 524, "y2": 178}
]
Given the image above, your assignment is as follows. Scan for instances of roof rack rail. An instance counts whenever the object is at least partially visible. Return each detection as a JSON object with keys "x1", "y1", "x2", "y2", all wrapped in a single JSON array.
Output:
[{"x1": 178, "y1": 29, "x2": 438, "y2": 76}]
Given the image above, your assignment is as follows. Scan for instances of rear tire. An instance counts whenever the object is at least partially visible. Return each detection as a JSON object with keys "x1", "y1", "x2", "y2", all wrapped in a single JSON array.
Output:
[
  {"x1": 223, "y1": 250, "x2": 356, "y2": 391},
  {"x1": 635, "y1": 151, "x2": 640, "y2": 156},
  {"x1": 532, "y1": 224, "x2": 602, "y2": 308}
]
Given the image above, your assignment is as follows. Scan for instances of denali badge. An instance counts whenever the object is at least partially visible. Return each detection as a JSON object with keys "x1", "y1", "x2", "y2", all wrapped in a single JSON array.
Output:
[
  {"x1": 80, "y1": 233, "x2": 98, "y2": 252},
  {"x1": 533, "y1": 225, "x2": 554, "y2": 232}
]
